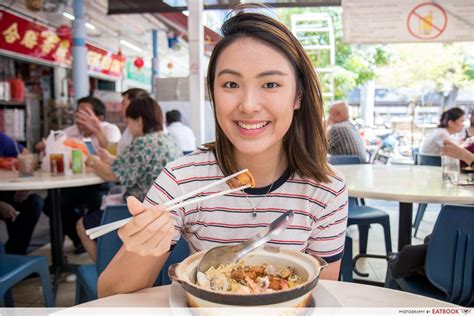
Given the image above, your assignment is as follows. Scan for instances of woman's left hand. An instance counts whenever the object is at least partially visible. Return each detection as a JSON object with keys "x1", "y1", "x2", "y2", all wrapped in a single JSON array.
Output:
[{"x1": 86, "y1": 155, "x2": 100, "y2": 169}]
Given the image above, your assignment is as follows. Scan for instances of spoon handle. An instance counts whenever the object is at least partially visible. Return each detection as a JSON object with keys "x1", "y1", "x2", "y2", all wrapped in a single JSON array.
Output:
[{"x1": 236, "y1": 210, "x2": 294, "y2": 260}]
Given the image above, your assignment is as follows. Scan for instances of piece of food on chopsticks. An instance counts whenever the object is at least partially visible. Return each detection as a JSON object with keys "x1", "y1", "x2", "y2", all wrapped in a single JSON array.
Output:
[{"x1": 226, "y1": 170, "x2": 256, "y2": 189}]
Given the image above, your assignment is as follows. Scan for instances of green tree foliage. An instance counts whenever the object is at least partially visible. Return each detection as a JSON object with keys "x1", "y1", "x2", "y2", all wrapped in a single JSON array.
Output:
[
  {"x1": 276, "y1": 7, "x2": 390, "y2": 100},
  {"x1": 377, "y1": 43, "x2": 474, "y2": 94}
]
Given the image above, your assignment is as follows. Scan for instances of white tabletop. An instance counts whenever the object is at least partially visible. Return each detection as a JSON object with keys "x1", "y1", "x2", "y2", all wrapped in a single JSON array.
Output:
[
  {"x1": 334, "y1": 164, "x2": 473, "y2": 204},
  {"x1": 0, "y1": 170, "x2": 105, "y2": 191},
  {"x1": 74, "y1": 280, "x2": 456, "y2": 308}
]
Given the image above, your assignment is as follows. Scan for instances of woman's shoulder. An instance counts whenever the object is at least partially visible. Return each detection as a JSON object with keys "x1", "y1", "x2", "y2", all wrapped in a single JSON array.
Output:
[
  {"x1": 291, "y1": 167, "x2": 346, "y2": 194},
  {"x1": 165, "y1": 148, "x2": 218, "y2": 171}
]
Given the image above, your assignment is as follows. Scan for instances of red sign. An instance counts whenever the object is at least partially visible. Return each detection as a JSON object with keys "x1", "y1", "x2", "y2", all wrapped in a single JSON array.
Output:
[
  {"x1": 0, "y1": 10, "x2": 125, "y2": 79},
  {"x1": 0, "y1": 10, "x2": 72, "y2": 64},
  {"x1": 86, "y1": 44, "x2": 124, "y2": 78}
]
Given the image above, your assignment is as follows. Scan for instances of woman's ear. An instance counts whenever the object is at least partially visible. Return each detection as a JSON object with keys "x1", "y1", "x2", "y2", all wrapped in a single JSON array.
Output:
[{"x1": 294, "y1": 94, "x2": 302, "y2": 110}]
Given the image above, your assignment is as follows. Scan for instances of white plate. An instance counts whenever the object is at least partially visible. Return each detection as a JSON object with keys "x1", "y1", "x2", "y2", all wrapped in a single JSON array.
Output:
[{"x1": 168, "y1": 281, "x2": 343, "y2": 308}]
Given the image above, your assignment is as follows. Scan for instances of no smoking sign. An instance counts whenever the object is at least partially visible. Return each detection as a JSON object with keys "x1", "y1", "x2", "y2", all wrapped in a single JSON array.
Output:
[{"x1": 407, "y1": 2, "x2": 447, "y2": 40}]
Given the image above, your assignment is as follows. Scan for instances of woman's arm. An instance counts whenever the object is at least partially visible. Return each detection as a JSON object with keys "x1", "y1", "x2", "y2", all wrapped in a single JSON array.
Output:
[
  {"x1": 320, "y1": 259, "x2": 341, "y2": 280},
  {"x1": 98, "y1": 246, "x2": 169, "y2": 297},
  {"x1": 87, "y1": 155, "x2": 118, "y2": 181},
  {"x1": 442, "y1": 140, "x2": 474, "y2": 165}
]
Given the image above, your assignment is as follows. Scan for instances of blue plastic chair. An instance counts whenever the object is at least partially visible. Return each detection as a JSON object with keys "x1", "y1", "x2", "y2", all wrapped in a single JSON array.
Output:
[
  {"x1": 75, "y1": 205, "x2": 190, "y2": 304},
  {"x1": 387, "y1": 204, "x2": 474, "y2": 306},
  {"x1": 413, "y1": 153, "x2": 442, "y2": 238},
  {"x1": 339, "y1": 236, "x2": 353, "y2": 282},
  {"x1": 75, "y1": 205, "x2": 131, "y2": 304},
  {"x1": 0, "y1": 242, "x2": 55, "y2": 307},
  {"x1": 329, "y1": 155, "x2": 392, "y2": 277}
]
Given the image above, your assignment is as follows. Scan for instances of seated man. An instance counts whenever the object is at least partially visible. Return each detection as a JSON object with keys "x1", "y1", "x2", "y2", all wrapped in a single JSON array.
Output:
[
  {"x1": 36, "y1": 96, "x2": 121, "y2": 153},
  {"x1": 166, "y1": 109, "x2": 197, "y2": 155},
  {"x1": 40, "y1": 97, "x2": 121, "y2": 253},
  {"x1": 0, "y1": 132, "x2": 43, "y2": 255},
  {"x1": 327, "y1": 101, "x2": 367, "y2": 163}
]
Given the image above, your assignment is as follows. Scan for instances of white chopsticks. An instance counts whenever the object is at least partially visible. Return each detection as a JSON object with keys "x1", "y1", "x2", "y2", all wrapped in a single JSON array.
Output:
[{"x1": 86, "y1": 169, "x2": 251, "y2": 240}]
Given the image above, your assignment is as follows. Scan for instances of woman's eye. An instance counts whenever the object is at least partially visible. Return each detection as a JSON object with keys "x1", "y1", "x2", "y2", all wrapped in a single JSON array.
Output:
[
  {"x1": 263, "y1": 82, "x2": 279, "y2": 89},
  {"x1": 224, "y1": 82, "x2": 239, "y2": 89}
]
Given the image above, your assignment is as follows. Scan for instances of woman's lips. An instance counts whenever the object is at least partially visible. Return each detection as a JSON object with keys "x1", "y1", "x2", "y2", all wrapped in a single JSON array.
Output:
[{"x1": 235, "y1": 121, "x2": 270, "y2": 136}]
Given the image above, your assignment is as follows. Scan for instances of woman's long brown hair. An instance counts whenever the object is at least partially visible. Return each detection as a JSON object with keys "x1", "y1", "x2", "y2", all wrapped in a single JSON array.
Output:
[{"x1": 206, "y1": 5, "x2": 333, "y2": 183}]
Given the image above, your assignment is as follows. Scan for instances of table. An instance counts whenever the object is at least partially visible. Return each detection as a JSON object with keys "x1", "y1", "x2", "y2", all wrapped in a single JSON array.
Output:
[
  {"x1": 0, "y1": 170, "x2": 105, "y2": 294},
  {"x1": 72, "y1": 280, "x2": 456, "y2": 308},
  {"x1": 334, "y1": 164, "x2": 473, "y2": 251}
]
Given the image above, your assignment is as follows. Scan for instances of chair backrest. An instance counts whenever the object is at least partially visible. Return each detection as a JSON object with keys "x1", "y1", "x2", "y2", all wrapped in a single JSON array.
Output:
[
  {"x1": 425, "y1": 204, "x2": 474, "y2": 306},
  {"x1": 96, "y1": 205, "x2": 131, "y2": 275},
  {"x1": 328, "y1": 155, "x2": 362, "y2": 165},
  {"x1": 158, "y1": 237, "x2": 190, "y2": 286},
  {"x1": 327, "y1": 155, "x2": 361, "y2": 208},
  {"x1": 95, "y1": 205, "x2": 190, "y2": 284},
  {"x1": 417, "y1": 153, "x2": 441, "y2": 166}
]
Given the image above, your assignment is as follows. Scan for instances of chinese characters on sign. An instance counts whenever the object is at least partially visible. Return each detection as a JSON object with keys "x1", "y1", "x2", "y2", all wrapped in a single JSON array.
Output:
[{"x1": 0, "y1": 10, "x2": 125, "y2": 79}]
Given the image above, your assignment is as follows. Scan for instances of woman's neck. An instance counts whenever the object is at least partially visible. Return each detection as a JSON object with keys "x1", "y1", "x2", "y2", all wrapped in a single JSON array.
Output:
[
  {"x1": 446, "y1": 126, "x2": 456, "y2": 135},
  {"x1": 234, "y1": 149, "x2": 287, "y2": 187}
]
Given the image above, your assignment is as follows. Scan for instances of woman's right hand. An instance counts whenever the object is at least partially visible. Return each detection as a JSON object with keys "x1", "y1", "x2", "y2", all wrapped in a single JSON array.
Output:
[{"x1": 118, "y1": 196, "x2": 174, "y2": 257}]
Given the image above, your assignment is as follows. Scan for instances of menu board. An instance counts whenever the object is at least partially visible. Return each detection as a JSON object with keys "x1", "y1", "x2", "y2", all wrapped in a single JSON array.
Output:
[{"x1": 342, "y1": 0, "x2": 474, "y2": 43}]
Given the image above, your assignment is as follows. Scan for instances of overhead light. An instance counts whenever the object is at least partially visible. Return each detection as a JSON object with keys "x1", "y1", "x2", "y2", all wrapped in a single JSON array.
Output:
[
  {"x1": 85, "y1": 22, "x2": 96, "y2": 30},
  {"x1": 182, "y1": 10, "x2": 189, "y2": 16},
  {"x1": 62, "y1": 12, "x2": 75, "y2": 20},
  {"x1": 120, "y1": 39, "x2": 142, "y2": 53},
  {"x1": 63, "y1": 12, "x2": 96, "y2": 31}
]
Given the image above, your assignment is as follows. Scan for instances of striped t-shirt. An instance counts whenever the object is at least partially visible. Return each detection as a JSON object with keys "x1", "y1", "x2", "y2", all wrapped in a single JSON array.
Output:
[
  {"x1": 143, "y1": 150, "x2": 348, "y2": 263},
  {"x1": 328, "y1": 121, "x2": 367, "y2": 163}
]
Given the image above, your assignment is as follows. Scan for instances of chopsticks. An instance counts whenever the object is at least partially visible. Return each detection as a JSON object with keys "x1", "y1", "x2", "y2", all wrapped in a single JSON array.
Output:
[{"x1": 86, "y1": 169, "x2": 251, "y2": 240}]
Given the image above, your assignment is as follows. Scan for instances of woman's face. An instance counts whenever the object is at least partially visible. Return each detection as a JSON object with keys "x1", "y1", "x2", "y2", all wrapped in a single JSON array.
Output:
[
  {"x1": 213, "y1": 37, "x2": 299, "y2": 159},
  {"x1": 448, "y1": 115, "x2": 465, "y2": 134},
  {"x1": 127, "y1": 117, "x2": 143, "y2": 137}
]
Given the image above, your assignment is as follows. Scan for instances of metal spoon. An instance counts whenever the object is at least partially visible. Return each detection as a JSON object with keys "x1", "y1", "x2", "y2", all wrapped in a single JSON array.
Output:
[{"x1": 197, "y1": 210, "x2": 294, "y2": 274}]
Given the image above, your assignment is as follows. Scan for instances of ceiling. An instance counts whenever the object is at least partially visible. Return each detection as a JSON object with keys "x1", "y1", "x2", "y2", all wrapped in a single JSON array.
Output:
[{"x1": 107, "y1": 0, "x2": 342, "y2": 14}]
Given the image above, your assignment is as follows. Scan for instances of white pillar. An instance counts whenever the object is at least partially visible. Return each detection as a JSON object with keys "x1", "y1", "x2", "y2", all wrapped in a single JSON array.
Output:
[
  {"x1": 360, "y1": 80, "x2": 375, "y2": 127},
  {"x1": 188, "y1": 0, "x2": 206, "y2": 145}
]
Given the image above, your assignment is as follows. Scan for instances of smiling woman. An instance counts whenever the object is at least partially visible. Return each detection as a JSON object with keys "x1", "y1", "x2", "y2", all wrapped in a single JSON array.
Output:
[{"x1": 98, "y1": 4, "x2": 348, "y2": 299}]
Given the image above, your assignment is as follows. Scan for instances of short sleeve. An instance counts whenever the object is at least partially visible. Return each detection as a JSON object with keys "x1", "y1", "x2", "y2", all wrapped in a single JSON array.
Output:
[
  {"x1": 306, "y1": 184, "x2": 348, "y2": 263},
  {"x1": 143, "y1": 165, "x2": 184, "y2": 246},
  {"x1": 103, "y1": 123, "x2": 122, "y2": 143}
]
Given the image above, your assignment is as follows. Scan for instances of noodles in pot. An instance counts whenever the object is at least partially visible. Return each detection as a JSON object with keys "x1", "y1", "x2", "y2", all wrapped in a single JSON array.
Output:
[{"x1": 196, "y1": 262, "x2": 304, "y2": 294}]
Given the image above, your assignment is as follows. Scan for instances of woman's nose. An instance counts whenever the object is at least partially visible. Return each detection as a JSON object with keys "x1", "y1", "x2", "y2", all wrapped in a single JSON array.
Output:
[{"x1": 238, "y1": 90, "x2": 262, "y2": 113}]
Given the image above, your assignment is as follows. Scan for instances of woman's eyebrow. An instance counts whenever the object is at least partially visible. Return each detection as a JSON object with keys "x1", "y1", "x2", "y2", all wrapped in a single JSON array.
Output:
[
  {"x1": 256, "y1": 70, "x2": 288, "y2": 78},
  {"x1": 217, "y1": 69, "x2": 288, "y2": 78},
  {"x1": 217, "y1": 69, "x2": 242, "y2": 77}
]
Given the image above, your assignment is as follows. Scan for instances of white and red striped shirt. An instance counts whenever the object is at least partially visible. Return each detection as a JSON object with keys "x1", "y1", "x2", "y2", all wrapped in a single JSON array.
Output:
[{"x1": 144, "y1": 150, "x2": 348, "y2": 263}]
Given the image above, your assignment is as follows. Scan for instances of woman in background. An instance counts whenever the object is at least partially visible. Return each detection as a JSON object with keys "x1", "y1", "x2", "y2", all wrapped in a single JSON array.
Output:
[
  {"x1": 421, "y1": 107, "x2": 465, "y2": 155},
  {"x1": 76, "y1": 97, "x2": 182, "y2": 261}
]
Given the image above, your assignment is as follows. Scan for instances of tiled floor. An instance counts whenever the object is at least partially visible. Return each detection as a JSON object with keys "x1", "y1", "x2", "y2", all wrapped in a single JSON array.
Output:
[{"x1": 5, "y1": 200, "x2": 440, "y2": 307}]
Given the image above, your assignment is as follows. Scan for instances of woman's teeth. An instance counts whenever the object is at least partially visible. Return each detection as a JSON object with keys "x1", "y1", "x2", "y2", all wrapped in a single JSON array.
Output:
[{"x1": 237, "y1": 121, "x2": 269, "y2": 130}]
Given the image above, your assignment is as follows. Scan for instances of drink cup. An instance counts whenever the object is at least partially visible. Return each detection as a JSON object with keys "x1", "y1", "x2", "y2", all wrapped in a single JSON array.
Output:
[
  {"x1": 50, "y1": 153, "x2": 65, "y2": 176},
  {"x1": 14, "y1": 154, "x2": 36, "y2": 177},
  {"x1": 106, "y1": 142, "x2": 117, "y2": 156}
]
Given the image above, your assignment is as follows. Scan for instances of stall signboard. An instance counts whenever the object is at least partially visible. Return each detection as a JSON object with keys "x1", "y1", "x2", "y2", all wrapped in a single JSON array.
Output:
[
  {"x1": 0, "y1": 10, "x2": 72, "y2": 64},
  {"x1": 0, "y1": 10, "x2": 125, "y2": 79},
  {"x1": 86, "y1": 44, "x2": 125, "y2": 79},
  {"x1": 342, "y1": 0, "x2": 474, "y2": 43}
]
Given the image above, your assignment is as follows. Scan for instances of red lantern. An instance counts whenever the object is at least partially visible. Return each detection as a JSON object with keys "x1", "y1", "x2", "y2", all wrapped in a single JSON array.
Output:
[
  {"x1": 134, "y1": 57, "x2": 144, "y2": 69},
  {"x1": 57, "y1": 24, "x2": 71, "y2": 38}
]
